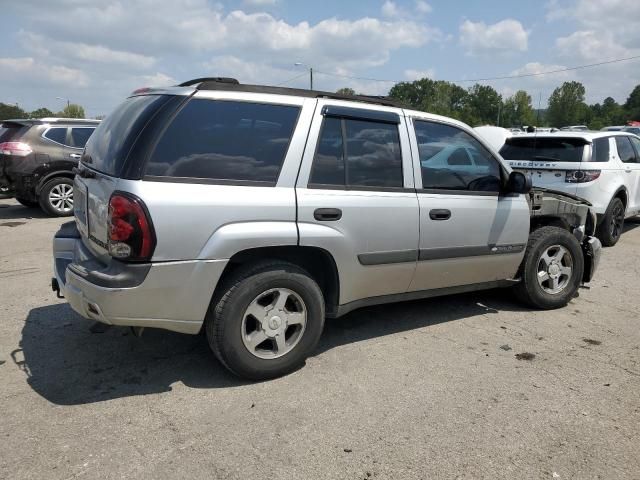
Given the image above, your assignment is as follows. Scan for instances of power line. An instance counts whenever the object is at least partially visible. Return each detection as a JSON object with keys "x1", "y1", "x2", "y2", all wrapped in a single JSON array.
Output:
[
  {"x1": 275, "y1": 72, "x2": 309, "y2": 86},
  {"x1": 309, "y1": 54, "x2": 640, "y2": 85}
]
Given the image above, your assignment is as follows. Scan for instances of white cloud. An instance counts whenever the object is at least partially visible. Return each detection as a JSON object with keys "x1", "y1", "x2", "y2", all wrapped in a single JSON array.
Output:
[
  {"x1": 243, "y1": 0, "x2": 278, "y2": 5},
  {"x1": 0, "y1": 57, "x2": 89, "y2": 87},
  {"x1": 404, "y1": 68, "x2": 435, "y2": 80},
  {"x1": 459, "y1": 19, "x2": 528, "y2": 55},
  {"x1": 415, "y1": 1, "x2": 432, "y2": 14},
  {"x1": 555, "y1": 31, "x2": 635, "y2": 62},
  {"x1": 19, "y1": 32, "x2": 156, "y2": 69},
  {"x1": 381, "y1": 1, "x2": 401, "y2": 18}
]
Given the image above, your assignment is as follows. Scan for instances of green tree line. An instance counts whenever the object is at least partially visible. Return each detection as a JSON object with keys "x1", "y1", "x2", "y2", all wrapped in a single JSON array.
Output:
[
  {"x1": 0, "y1": 103, "x2": 87, "y2": 121},
  {"x1": 342, "y1": 80, "x2": 640, "y2": 130}
]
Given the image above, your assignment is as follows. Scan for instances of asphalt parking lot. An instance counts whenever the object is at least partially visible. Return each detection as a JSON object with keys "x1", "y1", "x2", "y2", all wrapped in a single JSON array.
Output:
[{"x1": 1, "y1": 197, "x2": 639, "y2": 480}]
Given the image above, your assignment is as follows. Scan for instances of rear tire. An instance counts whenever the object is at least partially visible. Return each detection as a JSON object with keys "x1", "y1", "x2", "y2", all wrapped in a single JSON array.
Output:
[
  {"x1": 38, "y1": 177, "x2": 74, "y2": 217},
  {"x1": 597, "y1": 197, "x2": 625, "y2": 247},
  {"x1": 205, "y1": 261, "x2": 325, "y2": 380},
  {"x1": 514, "y1": 226, "x2": 584, "y2": 310},
  {"x1": 15, "y1": 197, "x2": 38, "y2": 208}
]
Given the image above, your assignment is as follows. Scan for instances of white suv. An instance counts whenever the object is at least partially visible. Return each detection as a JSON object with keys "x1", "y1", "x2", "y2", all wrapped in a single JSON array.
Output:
[{"x1": 500, "y1": 131, "x2": 640, "y2": 246}]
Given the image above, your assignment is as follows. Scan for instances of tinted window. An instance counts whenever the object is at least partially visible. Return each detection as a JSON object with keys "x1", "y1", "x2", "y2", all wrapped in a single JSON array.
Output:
[
  {"x1": 0, "y1": 123, "x2": 28, "y2": 142},
  {"x1": 309, "y1": 117, "x2": 403, "y2": 188},
  {"x1": 592, "y1": 138, "x2": 610, "y2": 163},
  {"x1": 44, "y1": 127, "x2": 68, "y2": 145},
  {"x1": 415, "y1": 121, "x2": 502, "y2": 192},
  {"x1": 615, "y1": 136, "x2": 636, "y2": 163},
  {"x1": 500, "y1": 137, "x2": 585, "y2": 162},
  {"x1": 630, "y1": 136, "x2": 640, "y2": 157},
  {"x1": 83, "y1": 95, "x2": 170, "y2": 176},
  {"x1": 309, "y1": 117, "x2": 345, "y2": 185},
  {"x1": 147, "y1": 99, "x2": 300, "y2": 183},
  {"x1": 345, "y1": 119, "x2": 402, "y2": 187},
  {"x1": 70, "y1": 127, "x2": 95, "y2": 148}
]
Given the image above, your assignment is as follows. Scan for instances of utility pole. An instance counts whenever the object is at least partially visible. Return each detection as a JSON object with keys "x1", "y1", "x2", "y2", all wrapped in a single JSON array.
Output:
[{"x1": 295, "y1": 63, "x2": 313, "y2": 91}]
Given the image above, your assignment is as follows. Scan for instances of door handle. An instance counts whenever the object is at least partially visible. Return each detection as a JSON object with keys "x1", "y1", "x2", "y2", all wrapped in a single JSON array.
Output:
[
  {"x1": 70, "y1": 153, "x2": 82, "y2": 159},
  {"x1": 429, "y1": 209, "x2": 451, "y2": 221},
  {"x1": 314, "y1": 208, "x2": 342, "y2": 221},
  {"x1": 625, "y1": 169, "x2": 632, "y2": 173}
]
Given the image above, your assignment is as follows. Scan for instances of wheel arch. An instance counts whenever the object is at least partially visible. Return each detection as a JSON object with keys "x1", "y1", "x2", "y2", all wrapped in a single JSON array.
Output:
[
  {"x1": 35, "y1": 170, "x2": 75, "y2": 195},
  {"x1": 213, "y1": 245, "x2": 341, "y2": 317}
]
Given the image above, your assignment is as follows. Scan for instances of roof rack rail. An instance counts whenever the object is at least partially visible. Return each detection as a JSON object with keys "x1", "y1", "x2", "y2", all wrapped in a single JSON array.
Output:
[
  {"x1": 39, "y1": 117, "x2": 101, "y2": 123},
  {"x1": 191, "y1": 79, "x2": 404, "y2": 108},
  {"x1": 178, "y1": 77, "x2": 240, "y2": 87}
]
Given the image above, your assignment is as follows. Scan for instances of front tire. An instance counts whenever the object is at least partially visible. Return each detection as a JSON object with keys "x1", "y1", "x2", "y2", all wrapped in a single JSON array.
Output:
[
  {"x1": 38, "y1": 177, "x2": 74, "y2": 217},
  {"x1": 514, "y1": 226, "x2": 584, "y2": 310},
  {"x1": 206, "y1": 261, "x2": 325, "y2": 380},
  {"x1": 597, "y1": 197, "x2": 625, "y2": 247}
]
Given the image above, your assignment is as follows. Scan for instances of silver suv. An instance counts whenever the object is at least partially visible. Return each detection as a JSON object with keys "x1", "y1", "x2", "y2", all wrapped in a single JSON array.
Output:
[{"x1": 52, "y1": 78, "x2": 602, "y2": 379}]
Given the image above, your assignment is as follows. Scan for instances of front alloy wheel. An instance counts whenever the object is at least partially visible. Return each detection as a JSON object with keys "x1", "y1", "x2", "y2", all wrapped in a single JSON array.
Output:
[{"x1": 536, "y1": 245, "x2": 573, "y2": 294}]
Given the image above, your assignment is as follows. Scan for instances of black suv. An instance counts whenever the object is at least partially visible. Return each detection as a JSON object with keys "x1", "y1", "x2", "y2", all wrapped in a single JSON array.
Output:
[{"x1": 0, "y1": 118, "x2": 100, "y2": 216}]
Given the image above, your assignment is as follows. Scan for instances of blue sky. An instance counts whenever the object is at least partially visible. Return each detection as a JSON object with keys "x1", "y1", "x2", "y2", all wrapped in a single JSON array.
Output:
[{"x1": 1, "y1": 0, "x2": 638, "y2": 117}]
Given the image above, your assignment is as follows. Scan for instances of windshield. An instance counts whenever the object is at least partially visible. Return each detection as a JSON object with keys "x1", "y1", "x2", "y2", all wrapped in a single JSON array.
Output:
[
  {"x1": 82, "y1": 95, "x2": 170, "y2": 176},
  {"x1": 500, "y1": 137, "x2": 586, "y2": 162}
]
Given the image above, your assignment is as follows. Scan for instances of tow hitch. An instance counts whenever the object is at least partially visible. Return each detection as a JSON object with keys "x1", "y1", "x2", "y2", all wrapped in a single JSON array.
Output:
[{"x1": 51, "y1": 277, "x2": 64, "y2": 299}]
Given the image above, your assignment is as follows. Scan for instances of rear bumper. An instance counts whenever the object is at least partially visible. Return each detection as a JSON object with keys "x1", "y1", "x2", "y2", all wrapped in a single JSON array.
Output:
[
  {"x1": 52, "y1": 221, "x2": 228, "y2": 334},
  {"x1": 582, "y1": 235, "x2": 602, "y2": 283}
]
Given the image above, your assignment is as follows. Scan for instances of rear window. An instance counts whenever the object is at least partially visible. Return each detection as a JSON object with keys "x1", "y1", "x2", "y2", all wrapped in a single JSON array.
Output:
[
  {"x1": 592, "y1": 137, "x2": 610, "y2": 163},
  {"x1": 145, "y1": 99, "x2": 300, "y2": 184},
  {"x1": 82, "y1": 95, "x2": 170, "y2": 176},
  {"x1": 0, "y1": 123, "x2": 28, "y2": 143},
  {"x1": 500, "y1": 137, "x2": 586, "y2": 162}
]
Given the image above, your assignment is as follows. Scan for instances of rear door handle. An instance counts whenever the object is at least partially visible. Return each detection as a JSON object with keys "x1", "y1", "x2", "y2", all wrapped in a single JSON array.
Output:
[
  {"x1": 314, "y1": 208, "x2": 342, "y2": 221},
  {"x1": 625, "y1": 169, "x2": 632, "y2": 173},
  {"x1": 429, "y1": 209, "x2": 451, "y2": 221},
  {"x1": 69, "y1": 153, "x2": 82, "y2": 159}
]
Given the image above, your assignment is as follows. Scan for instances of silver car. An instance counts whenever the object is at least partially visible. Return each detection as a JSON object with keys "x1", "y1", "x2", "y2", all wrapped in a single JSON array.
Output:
[{"x1": 52, "y1": 78, "x2": 602, "y2": 379}]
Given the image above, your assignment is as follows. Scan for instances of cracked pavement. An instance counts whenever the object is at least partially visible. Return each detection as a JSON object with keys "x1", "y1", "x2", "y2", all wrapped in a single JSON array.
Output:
[{"x1": 0, "y1": 197, "x2": 639, "y2": 479}]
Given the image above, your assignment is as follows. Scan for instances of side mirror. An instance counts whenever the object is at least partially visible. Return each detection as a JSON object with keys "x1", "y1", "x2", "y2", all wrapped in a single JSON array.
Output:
[{"x1": 507, "y1": 171, "x2": 532, "y2": 194}]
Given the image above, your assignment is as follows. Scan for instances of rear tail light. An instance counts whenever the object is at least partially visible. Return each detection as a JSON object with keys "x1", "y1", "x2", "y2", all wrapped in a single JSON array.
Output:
[
  {"x1": 108, "y1": 193, "x2": 156, "y2": 261},
  {"x1": 565, "y1": 170, "x2": 601, "y2": 183},
  {"x1": 0, "y1": 141, "x2": 32, "y2": 157}
]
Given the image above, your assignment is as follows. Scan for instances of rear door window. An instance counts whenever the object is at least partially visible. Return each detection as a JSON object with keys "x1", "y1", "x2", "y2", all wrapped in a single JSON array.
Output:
[
  {"x1": 44, "y1": 127, "x2": 68, "y2": 145},
  {"x1": 615, "y1": 136, "x2": 637, "y2": 163},
  {"x1": 630, "y1": 136, "x2": 640, "y2": 157},
  {"x1": 500, "y1": 137, "x2": 586, "y2": 162},
  {"x1": 70, "y1": 127, "x2": 95, "y2": 149},
  {"x1": 146, "y1": 99, "x2": 300, "y2": 184},
  {"x1": 309, "y1": 117, "x2": 403, "y2": 188}
]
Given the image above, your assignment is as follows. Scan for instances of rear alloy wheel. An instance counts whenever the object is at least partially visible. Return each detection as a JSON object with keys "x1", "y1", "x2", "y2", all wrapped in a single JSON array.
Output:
[
  {"x1": 39, "y1": 177, "x2": 74, "y2": 217},
  {"x1": 514, "y1": 226, "x2": 584, "y2": 309},
  {"x1": 206, "y1": 261, "x2": 325, "y2": 380},
  {"x1": 597, "y1": 197, "x2": 625, "y2": 247}
]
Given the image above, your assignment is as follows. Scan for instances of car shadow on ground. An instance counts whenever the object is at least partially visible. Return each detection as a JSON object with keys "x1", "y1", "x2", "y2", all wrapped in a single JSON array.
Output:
[
  {"x1": 0, "y1": 202, "x2": 49, "y2": 221},
  {"x1": 14, "y1": 289, "x2": 527, "y2": 405}
]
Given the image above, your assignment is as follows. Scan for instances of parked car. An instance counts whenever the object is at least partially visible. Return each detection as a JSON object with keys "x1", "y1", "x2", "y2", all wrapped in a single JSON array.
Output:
[
  {"x1": 601, "y1": 126, "x2": 625, "y2": 132},
  {"x1": 0, "y1": 118, "x2": 100, "y2": 216},
  {"x1": 52, "y1": 78, "x2": 601, "y2": 380},
  {"x1": 500, "y1": 131, "x2": 640, "y2": 246},
  {"x1": 622, "y1": 126, "x2": 640, "y2": 136},
  {"x1": 560, "y1": 125, "x2": 589, "y2": 132}
]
